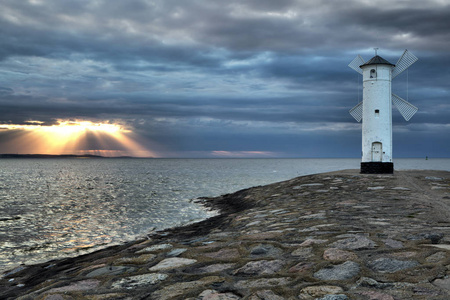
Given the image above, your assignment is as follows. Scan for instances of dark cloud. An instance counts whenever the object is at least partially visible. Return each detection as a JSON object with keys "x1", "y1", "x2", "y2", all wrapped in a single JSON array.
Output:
[{"x1": 0, "y1": 0, "x2": 448, "y2": 157}]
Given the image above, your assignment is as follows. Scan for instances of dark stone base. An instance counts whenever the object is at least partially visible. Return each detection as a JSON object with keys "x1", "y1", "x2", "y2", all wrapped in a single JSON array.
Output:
[{"x1": 360, "y1": 162, "x2": 394, "y2": 174}]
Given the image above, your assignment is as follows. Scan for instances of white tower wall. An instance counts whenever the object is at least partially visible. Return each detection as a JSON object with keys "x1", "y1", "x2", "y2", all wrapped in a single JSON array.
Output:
[{"x1": 361, "y1": 64, "x2": 393, "y2": 163}]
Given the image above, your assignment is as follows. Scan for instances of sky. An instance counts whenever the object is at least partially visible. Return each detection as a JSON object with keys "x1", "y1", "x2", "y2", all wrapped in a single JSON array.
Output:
[{"x1": 0, "y1": 0, "x2": 449, "y2": 158}]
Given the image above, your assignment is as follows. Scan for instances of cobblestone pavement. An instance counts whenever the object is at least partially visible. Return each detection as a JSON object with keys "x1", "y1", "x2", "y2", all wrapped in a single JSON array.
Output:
[{"x1": 1, "y1": 170, "x2": 450, "y2": 299}]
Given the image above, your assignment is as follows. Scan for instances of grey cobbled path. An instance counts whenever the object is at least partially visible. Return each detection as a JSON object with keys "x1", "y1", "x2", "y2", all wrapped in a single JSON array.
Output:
[{"x1": 1, "y1": 170, "x2": 450, "y2": 299}]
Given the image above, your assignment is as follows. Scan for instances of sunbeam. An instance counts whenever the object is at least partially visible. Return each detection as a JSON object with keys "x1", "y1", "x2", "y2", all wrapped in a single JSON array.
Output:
[{"x1": 0, "y1": 120, "x2": 156, "y2": 157}]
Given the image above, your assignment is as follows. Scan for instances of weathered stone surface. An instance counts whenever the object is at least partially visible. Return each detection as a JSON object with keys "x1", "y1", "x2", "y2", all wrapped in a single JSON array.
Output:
[
  {"x1": 46, "y1": 279, "x2": 100, "y2": 293},
  {"x1": 136, "y1": 243, "x2": 173, "y2": 253},
  {"x1": 248, "y1": 289, "x2": 285, "y2": 300},
  {"x1": 291, "y1": 247, "x2": 314, "y2": 258},
  {"x1": 355, "y1": 277, "x2": 393, "y2": 289},
  {"x1": 203, "y1": 248, "x2": 240, "y2": 260},
  {"x1": 233, "y1": 259, "x2": 284, "y2": 275},
  {"x1": 422, "y1": 244, "x2": 450, "y2": 250},
  {"x1": 432, "y1": 277, "x2": 450, "y2": 291},
  {"x1": 43, "y1": 295, "x2": 65, "y2": 300},
  {"x1": 299, "y1": 238, "x2": 328, "y2": 247},
  {"x1": 314, "y1": 261, "x2": 360, "y2": 280},
  {"x1": 356, "y1": 291, "x2": 394, "y2": 300},
  {"x1": 192, "y1": 263, "x2": 236, "y2": 274},
  {"x1": 299, "y1": 212, "x2": 326, "y2": 219},
  {"x1": 329, "y1": 235, "x2": 377, "y2": 250},
  {"x1": 86, "y1": 265, "x2": 135, "y2": 277},
  {"x1": 198, "y1": 289, "x2": 241, "y2": 299},
  {"x1": 323, "y1": 248, "x2": 358, "y2": 261},
  {"x1": 234, "y1": 277, "x2": 291, "y2": 289},
  {"x1": 316, "y1": 295, "x2": 348, "y2": 300},
  {"x1": 299, "y1": 285, "x2": 344, "y2": 298},
  {"x1": 249, "y1": 244, "x2": 282, "y2": 257},
  {"x1": 111, "y1": 273, "x2": 168, "y2": 289},
  {"x1": 115, "y1": 253, "x2": 156, "y2": 264},
  {"x1": 241, "y1": 231, "x2": 281, "y2": 240},
  {"x1": 288, "y1": 261, "x2": 315, "y2": 273},
  {"x1": 167, "y1": 248, "x2": 187, "y2": 257},
  {"x1": 152, "y1": 276, "x2": 223, "y2": 300},
  {"x1": 149, "y1": 257, "x2": 197, "y2": 271},
  {"x1": 425, "y1": 251, "x2": 446, "y2": 263},
  {"x1": 382, "y1": 238, "x2": 403, "y2": 249},
  {"x1": 368, "y1": 258, "x2": 419, "y2": 273}
]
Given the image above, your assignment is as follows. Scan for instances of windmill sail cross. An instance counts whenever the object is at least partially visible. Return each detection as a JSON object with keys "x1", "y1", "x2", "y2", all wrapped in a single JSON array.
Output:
[
  {"x1": 392, "y1": 49, "x2": 418, "y2": 79},
  {"x1": 392, "y1": 93, "x2": 418, "y2": 121},
  {"x1": 348, "y1": 55, "x2": 365, "y2": 74},
  {"x1": 349, "y1": 102, "x2": 363, "y2": 122}
]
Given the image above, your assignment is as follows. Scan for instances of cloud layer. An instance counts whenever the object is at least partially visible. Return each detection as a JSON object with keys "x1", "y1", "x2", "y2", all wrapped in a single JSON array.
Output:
[{"x1": 1, "y1": 0, "x2": 449, "y2": 157}]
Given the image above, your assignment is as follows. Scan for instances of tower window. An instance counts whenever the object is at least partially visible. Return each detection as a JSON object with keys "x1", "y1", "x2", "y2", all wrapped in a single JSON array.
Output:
[
  {"x1": 375, "y1": 109, "x2": 380, "y2": 118},
  {"x1": 370, "y1": 69, "x2": 377, "y2": 78}
]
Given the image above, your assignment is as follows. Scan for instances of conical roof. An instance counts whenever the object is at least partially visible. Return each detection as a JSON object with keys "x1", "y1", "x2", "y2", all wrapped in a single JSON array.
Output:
[{"x1": 360, "y1": 55, "x2": 395, "y2": 67}]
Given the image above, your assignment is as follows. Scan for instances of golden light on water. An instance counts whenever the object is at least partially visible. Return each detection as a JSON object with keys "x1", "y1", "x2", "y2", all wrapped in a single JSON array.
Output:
[{"x1": 0, "y1": 120, "x2": 156, "y2": 157}]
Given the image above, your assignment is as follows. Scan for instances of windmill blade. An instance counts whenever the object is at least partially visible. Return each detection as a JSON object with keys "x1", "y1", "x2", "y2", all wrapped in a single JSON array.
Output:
[
  {"x1": 392, "y1": 50, "x2": 418, "y2": 79},
  {"x1": 349, "y1": 102, "x2": 363, "y2": 122},
  {"x1": 348, "y1": 55, "x2": 365, "y2": 74},
  {"x1": 392, "y1": 93, "x2": 418, "y2": 121}
]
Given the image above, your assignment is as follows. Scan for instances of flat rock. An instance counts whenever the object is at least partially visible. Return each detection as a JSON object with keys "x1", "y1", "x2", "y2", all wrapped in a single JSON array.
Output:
[
  {"x1": 299, "y1": 238, "x2": 328, "y2": 247},
  {"x1": 167, "y1": 248, "x2": 187, "y2": 257},
  {"x1": 368, "y1": 186, "x2": 385, "y2": 190},
  {"x1": 192, "y1": 263, "x2": 236, "y2": 274},
  {"x1": 328, "y1": 235, "x2": 377, "y2": 250},
  {"x1": 291, "y1": 247, "x2": 314, "y2": 258},
  {"x1": 356, "y1": 291, "x2": 394, "y2": 300},
  {"x1": 43, "y1": 295, "x2": 65, "y2": 300},
  {"x1": 314, "y1": 261, "x2": 360, "y2": 280},
  {"x1": 383, "y1": 238, "x2": 403, "y2": 249},
  {"x1": 299, "y1": 285, "x2": 344, "y2": 298},
  {"x1": 46, "y1": 279, "x2": 100, "y2": 293},
  {"x1": 111, "y1": 273, "x2": 168, "y2": 289},
  {"x1": 299, "y1": 212, "x2": 326, "y2": 219},
  {"x1": 422, "y1": 244, "x2": 450, "y2": 250},
  {"x1": 250, "y1": 244, "x2": 282, "y2": 257},
  {"x1": 323, "y1": 248, "x2": 358, "y2": 261},
  {"x1": 368, "y1": 257, "x2": 419, "y2": 273},
  {"x1": 356, "y1": 277, "x2": 394, "y2": 289},
  {"x1": 149, "y1": 257, "x2": 197, "y2": 271},
  {"x1": 152, "y1": 276, "x2": 223, "y2": 300},
  {"x1": 115, "y1": 253, "x2": 156, "y2": 264},
  {"x1": 425, "y1": 251, "x2": 446, "y2": 263},
  {"x1": 432, "y1": 277, "x2": 450, "y2": 291},
  {"x1": 288, "y1": 261, "x2": 315, "y2": 273},
  {"x1": 248, "y1": 290, "x2": 285, "y2": 300},
  {"x1": 136, "y1": 243, "x2": 173, "y2": 253},
  {"x1": 233, "y1": 260, "x2": 284, "y2": 275},
  {"x1": 234, "y1": 277, "x2": 291, "y2": 289},
  {"x1": 202, "y1": 248, "x2": 240, "y2": 260},
  {"x1": 316, "y1": 295, "x2": 348, "y2": 300},
  {"x1": 198, "y1": 289, "x2": 241, "y2": 299},
  {"x1": 86, "y1": 266, "x2": 135, "y2": 278}
]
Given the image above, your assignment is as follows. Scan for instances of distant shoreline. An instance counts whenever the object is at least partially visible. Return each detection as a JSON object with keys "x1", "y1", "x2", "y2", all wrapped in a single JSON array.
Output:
[{"x1": 0, "y1": 154, "x2": 136, "y2": 159}]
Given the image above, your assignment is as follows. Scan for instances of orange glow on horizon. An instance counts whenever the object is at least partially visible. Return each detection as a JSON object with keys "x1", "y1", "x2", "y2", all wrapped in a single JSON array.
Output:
[{"x1": 0, "y1": 120, "x2": 157, "y2": 157}]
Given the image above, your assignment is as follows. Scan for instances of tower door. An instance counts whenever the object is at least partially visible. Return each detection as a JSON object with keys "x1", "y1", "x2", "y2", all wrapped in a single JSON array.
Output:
[{"x1": 372, "y1": 142, "x2": 382, "y2": 162}]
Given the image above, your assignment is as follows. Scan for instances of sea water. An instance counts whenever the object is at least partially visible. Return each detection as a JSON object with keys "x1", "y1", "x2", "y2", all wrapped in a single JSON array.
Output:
[{"x1": 0, "y1": 158, "x2": 448, "y2": 272}]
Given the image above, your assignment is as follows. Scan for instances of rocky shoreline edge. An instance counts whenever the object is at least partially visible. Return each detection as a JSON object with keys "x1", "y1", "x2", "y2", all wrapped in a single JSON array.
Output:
[{"x1": 1, "y1": 169, "x2": 450, "y2": 299}]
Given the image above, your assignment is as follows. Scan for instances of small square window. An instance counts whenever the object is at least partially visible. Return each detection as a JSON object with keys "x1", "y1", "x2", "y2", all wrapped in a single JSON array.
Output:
[{"x1": 375, "y1": 109, "x2": 380, "y2": 117}]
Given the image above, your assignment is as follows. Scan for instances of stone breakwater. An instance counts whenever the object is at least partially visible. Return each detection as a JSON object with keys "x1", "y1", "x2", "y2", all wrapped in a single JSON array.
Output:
[{"x1": 1, "y1": 170, "x2": 450, "y2": 300}]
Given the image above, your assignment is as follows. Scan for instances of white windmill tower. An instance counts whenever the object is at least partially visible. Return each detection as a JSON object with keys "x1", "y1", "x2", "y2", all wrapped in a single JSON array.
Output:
[{"x1": 348, "y1": 49, "x2": 418, "y2": 174}]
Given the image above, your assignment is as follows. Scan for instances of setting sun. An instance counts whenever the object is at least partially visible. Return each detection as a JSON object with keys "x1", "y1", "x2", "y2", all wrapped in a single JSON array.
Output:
[{"x1": 0, "y1": 120, "x2": 156, "y2": 157}]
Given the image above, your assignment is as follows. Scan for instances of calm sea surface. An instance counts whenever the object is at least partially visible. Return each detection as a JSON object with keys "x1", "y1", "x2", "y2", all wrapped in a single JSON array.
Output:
[{"x1": 0, "y1": 158, "x2": 449, "y2": 272}]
